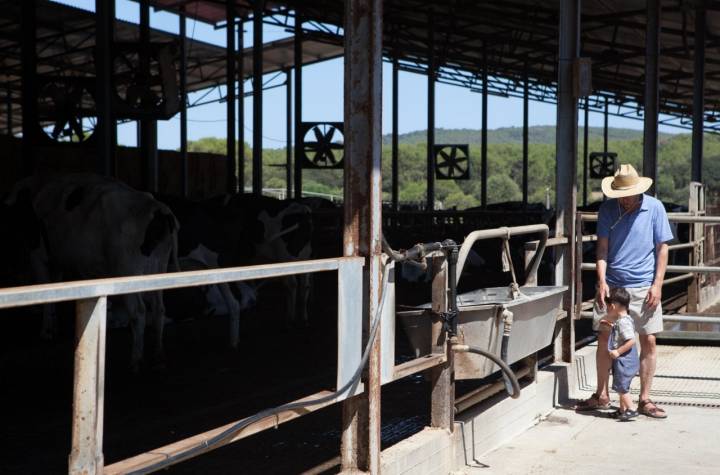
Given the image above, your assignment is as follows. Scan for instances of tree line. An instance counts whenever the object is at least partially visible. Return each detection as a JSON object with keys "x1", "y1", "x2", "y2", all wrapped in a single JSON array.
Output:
[{"x1": 187, "y1": 126, "x2": 720, "y2": 209}]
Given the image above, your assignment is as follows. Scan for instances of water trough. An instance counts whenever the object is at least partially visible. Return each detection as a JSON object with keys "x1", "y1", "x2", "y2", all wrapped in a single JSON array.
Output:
[{"x1": 397, "y1": 224, "x2": 566, "y2": 380}]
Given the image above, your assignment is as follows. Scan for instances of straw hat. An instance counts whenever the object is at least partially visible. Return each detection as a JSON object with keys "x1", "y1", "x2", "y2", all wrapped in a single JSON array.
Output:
[{"x1": 601, "y1": 164, "x2": 653, "y2": 198}]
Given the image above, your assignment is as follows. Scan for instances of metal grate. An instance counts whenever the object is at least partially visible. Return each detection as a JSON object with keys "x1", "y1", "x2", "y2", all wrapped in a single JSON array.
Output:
[{"x1": 576, "y1": 344, "x2": 720, "y2": 408}]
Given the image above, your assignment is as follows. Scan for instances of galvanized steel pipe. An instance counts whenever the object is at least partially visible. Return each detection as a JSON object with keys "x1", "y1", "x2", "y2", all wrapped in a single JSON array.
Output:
[{"x1": 456, "y1": 224, "x2": 549, "y2": 286}]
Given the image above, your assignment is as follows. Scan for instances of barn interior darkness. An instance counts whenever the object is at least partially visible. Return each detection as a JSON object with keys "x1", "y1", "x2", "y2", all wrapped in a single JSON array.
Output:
[{"x1": 0, "y1": 0, "x2": 718, "y2": 474}]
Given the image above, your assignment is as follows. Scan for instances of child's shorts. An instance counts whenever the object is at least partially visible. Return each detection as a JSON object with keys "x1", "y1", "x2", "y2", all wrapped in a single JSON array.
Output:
[{"x1": 612, "y1": 345, "x2": 640, "y2": 394}]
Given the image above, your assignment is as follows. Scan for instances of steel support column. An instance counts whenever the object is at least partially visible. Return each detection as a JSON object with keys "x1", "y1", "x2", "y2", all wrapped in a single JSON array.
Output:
[
  {"x1": 139, "y1": 0, "x2": 158, "y2": 193},
  {"x1": 95, "y1": 0, "x2": 114, "y2": 177},
  {"x1": 426, "y1": 17, "x2": 436, "y2": 211},
  {"x1": 554, "y1": 0, "x2": 579, "y2": 363},
  {"x1": 392, "y1": 57, "x2": 399, "y2": 211},
  {"x1": 582, "y1": 100, "x2": 589, "y2": 206},
  {"x1": 252, "y1": 1, "x2": 264, "y2": 196},
  {"x1": 179, "y1": 9, "x2": 188, "y2": 196},
  {"x1": 603, "y1": 97, "x2": 609, "y2": 156},
  {"x1": 286, "y1": 69, "x2": 292, "y2": 198},
  {"x1": 238, "y1": 20, "x2": 245, "y2": 193},
  {"x1": 340, "y1": 0, "x2": 383, "y2": 472},
  {"x1": 643, "y1": 0, "x2": 661, "y2": 195},
  {"x1": 481, "y1": 44, "x2": 488, "y2": 208},
  {"x1": 294, "y1": 13, "x2": 303, "y2": 199},
  {"x1": 692, "y1": 6, "x2": 705, "y2": 183},
  {"x1": 226, "y1": 4, "x2": 237, "y2": 194},
  {"x1": 21, "y1": 0, "x2": 37, "y2": 176},
  {"x1": 522, "y1": 61, "x2": 529, "y2": 207}
]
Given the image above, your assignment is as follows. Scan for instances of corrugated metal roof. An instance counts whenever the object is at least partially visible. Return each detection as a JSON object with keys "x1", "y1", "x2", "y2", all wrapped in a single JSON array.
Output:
[{"x1": 0, "y1": 0, "x2": 342, "y2": 134}]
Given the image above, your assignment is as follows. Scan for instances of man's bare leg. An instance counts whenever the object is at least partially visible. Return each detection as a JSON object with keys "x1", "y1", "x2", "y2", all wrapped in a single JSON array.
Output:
[
  {"x1": 638, "y1": 333, "x2": 666, "y2": 417},
  {"x1": 595, "y1": 327, "x2": 611, "y2": 403},
  {"x1": 639, "y1": 334, "x2": 656, "y2": 400}
]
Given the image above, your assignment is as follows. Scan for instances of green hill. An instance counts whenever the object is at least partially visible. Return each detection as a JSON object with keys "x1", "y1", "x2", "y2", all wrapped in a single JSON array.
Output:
[
  {"x1": 187, "y1": 126, "x2": 720, "y2": 209},
  {"x1": 382, "y1": 126, "x2": 671, "y2": 146}
]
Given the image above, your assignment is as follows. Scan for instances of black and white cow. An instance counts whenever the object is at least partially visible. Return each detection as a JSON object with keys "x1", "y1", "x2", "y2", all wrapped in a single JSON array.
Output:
[
  {"x1": 160, "y1": 193, "x2": 314, "y2": 338},
  {"x1": 5, "y1": 173, "x2": 179, "y2": 371}
]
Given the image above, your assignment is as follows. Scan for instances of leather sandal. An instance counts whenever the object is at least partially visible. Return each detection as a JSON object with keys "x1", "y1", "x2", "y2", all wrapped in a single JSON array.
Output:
[
  {"x1": 575, "y1": 393, "x2": 611, "y2": 411},
  {"x1": 639, "y1": 399, "x2": 667, "y2": 419}
]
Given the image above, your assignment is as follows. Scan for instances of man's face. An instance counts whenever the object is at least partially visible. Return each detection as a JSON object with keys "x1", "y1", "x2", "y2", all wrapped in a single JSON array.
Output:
[{"x1": 618, "y1": 194, "x2": 641, "y2": 211}]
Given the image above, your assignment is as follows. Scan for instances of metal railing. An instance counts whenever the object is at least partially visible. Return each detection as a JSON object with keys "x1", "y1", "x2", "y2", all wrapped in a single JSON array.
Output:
[
  {"x1": 574, "y1": 209, "x2": 720, "y2": 326},
  {"x1": 0, "y1": 257, "x2": 366, "y2": 475}
]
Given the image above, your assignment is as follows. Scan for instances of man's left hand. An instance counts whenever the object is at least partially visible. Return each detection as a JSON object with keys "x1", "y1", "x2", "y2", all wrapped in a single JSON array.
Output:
[{"x1": 646, "y1": 283, "x2": 662, "y2": 309}]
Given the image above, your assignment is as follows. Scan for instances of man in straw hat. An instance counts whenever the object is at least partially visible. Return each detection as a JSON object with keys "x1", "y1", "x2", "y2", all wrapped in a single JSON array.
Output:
[{"x1": 576, "y1": 164, "x2": 673, "y2": 418}]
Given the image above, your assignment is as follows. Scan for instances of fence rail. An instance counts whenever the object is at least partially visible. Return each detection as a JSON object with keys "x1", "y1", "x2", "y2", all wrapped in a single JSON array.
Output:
[{"x1": 0, "y1": 257, "x2": 366, "y2": 475}]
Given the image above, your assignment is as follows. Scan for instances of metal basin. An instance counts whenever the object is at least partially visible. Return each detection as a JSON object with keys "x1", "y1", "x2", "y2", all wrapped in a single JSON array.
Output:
[{"x1": 397, "y1": 286, "x2": 566, "y2": 380}]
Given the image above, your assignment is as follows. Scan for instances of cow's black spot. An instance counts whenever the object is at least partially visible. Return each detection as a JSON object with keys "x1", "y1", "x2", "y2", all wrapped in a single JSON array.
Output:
[
  {"x1": 65, "y1": 186, "x2": 85, "y2": 211},
  {"x1": 141, "y1": 210, "x2": 176, "y2": 256}
]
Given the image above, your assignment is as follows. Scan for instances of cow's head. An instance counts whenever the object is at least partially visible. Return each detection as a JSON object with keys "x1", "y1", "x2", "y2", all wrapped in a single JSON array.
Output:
[{"x1": 255, "y1": 203, "x2": 313, "y2": 262}]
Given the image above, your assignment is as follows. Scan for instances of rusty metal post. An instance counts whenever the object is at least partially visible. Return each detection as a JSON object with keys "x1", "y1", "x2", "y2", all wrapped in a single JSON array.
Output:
[
  {"x1": 392, "y1": 57, "x2": 399, "y2": 211},
  {"x1": 69, "y1": 296, "x2": 107, "y2": 475},
  {"x1": 692, "y1": 6, "x2": 705, "y2": 183},
  {"x1": 643, "y1": 0, "x2": 661, "y2": 195},
  {"x1": 688, "y1": 183, "x2": 701, "y2": 312},
  {"x1": 426, "y1": 14, "x2": 436, "y2": 211},
  {"x1": 582, "y1": 100, "x2": 589, "y2": 206},
  {"x1": 226, "y1": 4, "x2": 238, "y2": 194},
  {"x1": 21, "y1": 0, "x2": 37, "y2": 176},
  {"x1": 293, "y1": 13, "x2": 303, "y2": 199},
  {"x1": 430, "y1": 254, "x2": 453, "y2": 430},
  {"x1": 95, "y1": 0, "x2": 114, "y2": 177},
  {"x1": 286, "y1": 69, "x2": 293, "y2": 199},
  {"x1": 603, "y1": 97, "x2": 609, "y2": 156},
  {"x1": 341, "y1": 0, "x2": 383, "y2": 472},
  {"x1": 139, "y1": 0, "x2": 158, "y2": 193},
  {"x1": 180, "y1": 8, "x2": 188, "y2": 196},
  {"x1": 522, "y1": 60, "x2": 529, "y2": 208},
  {"x1": 252, "y1": 0, "x2": 264, "y2": 196},
  {"x1": 553, "y1": 0, "x2": 579, "y2": 363},
  {"x1": 238, "y1": 20, "x2": 245, "y2": 192},
  {"x1": 481, "y1": 43, "x2": 488, "y2": 208}
]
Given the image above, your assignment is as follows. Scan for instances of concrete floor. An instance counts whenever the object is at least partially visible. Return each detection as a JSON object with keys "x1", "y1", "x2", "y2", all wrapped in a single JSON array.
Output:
[{"x1": 464, "y1": 404, "x2": 720, "y2": 475}]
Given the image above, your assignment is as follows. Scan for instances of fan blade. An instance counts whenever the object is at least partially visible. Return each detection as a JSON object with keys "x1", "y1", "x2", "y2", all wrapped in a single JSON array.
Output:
[
  {"x1": 325, "y1": 126, "x2": 336, "y2": 142},
  {"x1": 51, "y1": 119, "x2": 67, "y2": 140},
  {"x1": 313, "y1": 126, "x2": 324, "y2": 142}
]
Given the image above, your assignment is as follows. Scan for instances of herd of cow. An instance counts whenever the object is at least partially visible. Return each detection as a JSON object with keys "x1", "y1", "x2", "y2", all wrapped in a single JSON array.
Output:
[
  {"x1": 2, "y1": 173, "x2": 602, "y2": 373},
  {"x1": 0, "y1": 173, "x2": 320, "y2": 372}
]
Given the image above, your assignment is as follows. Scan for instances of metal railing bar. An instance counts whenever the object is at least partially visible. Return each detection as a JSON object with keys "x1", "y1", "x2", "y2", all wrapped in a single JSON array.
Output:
[
  {"x1": 580, "y1": 263, "x2": 720, "y2": 274},
  {"x1": 392, "y1": 354, "x2": 446, "y2": 381},
  {"x1": 0, "y1": 258, "x2": 358, "y2": 310},
  {"x1": 103, "y1": 389, "x2": 353, "y2": 475},
  {"x1": 578, "y1": 213, "x2": 720, "y2": 224},
  {"x1": 579, "y1": 311, "x2": 720, "y2": 324}
]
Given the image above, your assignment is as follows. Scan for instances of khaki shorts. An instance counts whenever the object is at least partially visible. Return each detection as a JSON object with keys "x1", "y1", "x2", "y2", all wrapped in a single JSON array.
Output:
[{"x1": 592, "y1": 286, "x2": 664, "y2": 335}]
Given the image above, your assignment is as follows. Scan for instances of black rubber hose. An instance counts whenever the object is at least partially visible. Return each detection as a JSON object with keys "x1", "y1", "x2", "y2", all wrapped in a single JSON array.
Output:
[
  {"x1": 128, "y1": 262, "x2": 392, "y2": 475},
  {"x1": 454, "y1": 344, "x2": 521, "y2": 399},
  {"x1": 500, "y1": 334, "x2": 515, "y2": 396}
]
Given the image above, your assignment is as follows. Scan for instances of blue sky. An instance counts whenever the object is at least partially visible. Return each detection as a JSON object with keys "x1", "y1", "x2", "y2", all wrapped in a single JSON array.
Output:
[{"x1": 56, "y1": 0, "x2": 681, "y2": 150}]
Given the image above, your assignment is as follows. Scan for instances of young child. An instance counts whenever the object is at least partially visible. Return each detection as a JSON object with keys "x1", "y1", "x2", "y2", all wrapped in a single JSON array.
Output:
[{"x1": 602, "y1": 288, "x2": 640, "y2": 421}]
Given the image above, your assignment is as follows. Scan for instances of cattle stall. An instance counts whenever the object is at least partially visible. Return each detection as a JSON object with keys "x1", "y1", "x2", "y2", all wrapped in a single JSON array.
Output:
[{"x1": 3, "y1": 0, "x2": 720, "y2": 474}]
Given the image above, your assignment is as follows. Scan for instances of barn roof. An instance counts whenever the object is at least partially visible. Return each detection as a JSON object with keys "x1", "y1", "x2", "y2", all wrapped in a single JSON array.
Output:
[
  {"x1": 147, "y1": 0, "x2": 720, "y2": 132},
  {"x1": 0, "y1": 0, "x2": 342, "y2": 135}
]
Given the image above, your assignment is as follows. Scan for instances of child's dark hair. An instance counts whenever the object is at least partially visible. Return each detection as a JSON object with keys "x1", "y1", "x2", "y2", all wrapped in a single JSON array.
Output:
[{"x1": 607, "y1": 287, "x2": 631, "y2": 309}]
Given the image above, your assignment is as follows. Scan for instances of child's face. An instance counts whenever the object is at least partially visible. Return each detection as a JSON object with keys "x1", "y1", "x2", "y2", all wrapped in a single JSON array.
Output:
[{"x1": 606, "y1": 301, "x2": 623, "y2": 318}]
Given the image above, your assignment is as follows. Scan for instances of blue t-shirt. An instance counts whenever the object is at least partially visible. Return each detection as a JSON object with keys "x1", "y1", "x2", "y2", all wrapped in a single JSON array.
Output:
[{"x1": 597, "y1": 194, "x2": 674, "y2": 288}]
